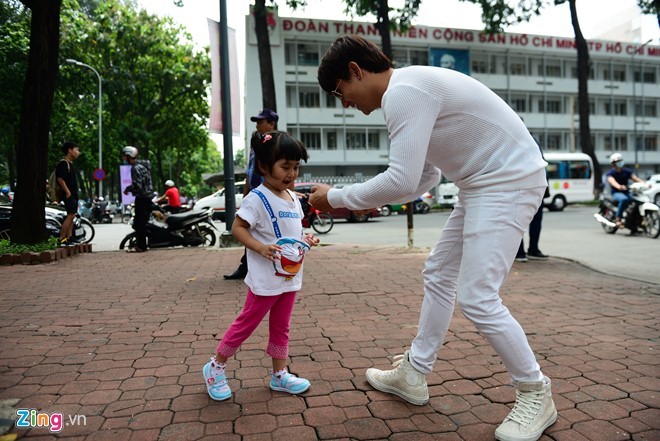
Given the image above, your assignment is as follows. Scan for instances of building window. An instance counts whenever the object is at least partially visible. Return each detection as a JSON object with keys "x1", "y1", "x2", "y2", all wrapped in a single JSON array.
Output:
[
  {"x1": 635, "y1": 101, "x2": 659, "y2": 117},
  {"x1": 539, "y1": 98, "x2": 561, "y2": 114},
  {"x1": 409, "y1": 49, "x2": 428, "y2": 66},
  {"x1": 643, "y1": 102, "x2": 657, "y2": 117},
  {"x1": 604, "y1": 135, "x2": 627, "y2": 151},
  {"x1": 368, "y1": 132, "x2": 379, "y2": 150},
  {"x1": 634, "y1": 69, "x2": 657, "y2": 84},
  {"x1": 297, "y1": 43, "x2": 319, "y2": 66},
  {"x1": 510, "y1": 57, "x2": 527, "y2": 75},
  {"x1": 546, "y1": 134, "x2": 561, "y2": 150},
  {"x1": 346, "y1": 131, "x2": 366, "y2": 150},
  {"x1": 298, "y1": 86, "x2": 320, "y2": 108},
  {"x1": 510, "y1": 96, "x2": 527, "y2": 113},
  {"x1": 605, "y1": 101, "x2": 627, "y2": 116},
  {"x1": 538, "y1": 63, "x2": 561, "y2": 77},
  {"x1": 326, "y1": 131, "x2": 337, "y2": 150},
  {"x1": 642, "y1": 136, "x2": 657, "y2": 152},
  {"x1": 300, "y1": 131, "x2": 321, "y2": 150}
]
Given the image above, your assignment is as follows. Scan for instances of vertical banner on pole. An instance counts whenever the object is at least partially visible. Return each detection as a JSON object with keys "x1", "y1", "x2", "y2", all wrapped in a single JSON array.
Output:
[
  {"x1": 120, "y1": 165, "x2": 135, "y2": 205},
  {"x1": 208, "y1": 19, "x2": 241, "y2": 135}
]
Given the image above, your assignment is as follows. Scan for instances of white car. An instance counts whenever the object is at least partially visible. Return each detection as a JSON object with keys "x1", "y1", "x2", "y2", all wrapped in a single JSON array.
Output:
[
  {"x1": 194, "y1": 181, "x2": 246, "y2": 221},
  {"x1": 644, "y1": 174, "x2": 660, "y2": 206}
]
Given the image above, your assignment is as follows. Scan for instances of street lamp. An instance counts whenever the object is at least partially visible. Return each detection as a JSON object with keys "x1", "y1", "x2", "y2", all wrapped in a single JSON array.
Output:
[
  {"x1": 632, "y1": 39, "x2": 652, "y2": 170},
  {"x1": 66, "y1": 59, "x2": 103, "y2": 198}
]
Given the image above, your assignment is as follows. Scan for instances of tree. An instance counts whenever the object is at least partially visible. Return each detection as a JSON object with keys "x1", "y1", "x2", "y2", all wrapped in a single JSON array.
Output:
[
  {"x1": 0, "y1": 1, "x2": 30, "y2": 192},
  {"x1": 54, "y1": 0, "x2": 215, "y2": 198},
  {"x1": 463, "y1": 0, "x2": 602, "y2": 192},
  {"x1": 342, "y1": 0, "x2": 421, "y2": 59},
  {"x1": 11, "y1": 0, "x2": 62, "y2": 244}
]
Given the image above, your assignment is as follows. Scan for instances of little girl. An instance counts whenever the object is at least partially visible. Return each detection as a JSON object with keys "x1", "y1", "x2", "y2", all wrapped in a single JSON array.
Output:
[{"x1": 203, "y1": 131, "x2": 319, "y2": 400}]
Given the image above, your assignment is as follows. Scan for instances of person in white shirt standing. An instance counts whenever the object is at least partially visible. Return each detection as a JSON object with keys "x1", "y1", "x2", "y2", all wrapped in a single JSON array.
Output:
[{"x1": 311, "y1": 35, "x2": 556, "y2": 441}]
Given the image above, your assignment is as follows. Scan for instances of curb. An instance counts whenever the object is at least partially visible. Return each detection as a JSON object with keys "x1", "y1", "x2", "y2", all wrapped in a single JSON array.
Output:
[{"x1": 0, "y1": 243, "x2": 92, "y2": 266}]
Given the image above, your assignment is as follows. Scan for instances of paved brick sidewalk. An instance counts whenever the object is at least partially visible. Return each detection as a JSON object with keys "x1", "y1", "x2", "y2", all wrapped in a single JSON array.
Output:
[{"x1": 0, "y1": 245, "x2": 658, "y2": 440}]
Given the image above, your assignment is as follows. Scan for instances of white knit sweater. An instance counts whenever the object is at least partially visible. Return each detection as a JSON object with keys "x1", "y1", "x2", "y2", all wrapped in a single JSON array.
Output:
[{"x1": 328, "y1": 66, "x2": 548, "y2": 210}]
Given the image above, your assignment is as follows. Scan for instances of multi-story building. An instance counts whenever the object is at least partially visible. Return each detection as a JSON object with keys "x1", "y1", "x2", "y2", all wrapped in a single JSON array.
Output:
[{"x1": 244, "y1": 11, "x2": 660, "y2": 183}]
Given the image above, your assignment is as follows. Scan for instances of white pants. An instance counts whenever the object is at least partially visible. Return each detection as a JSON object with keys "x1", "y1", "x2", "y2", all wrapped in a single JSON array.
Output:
[{"x1": 410, "y1": 185, "x2": 546, "y2": 382}]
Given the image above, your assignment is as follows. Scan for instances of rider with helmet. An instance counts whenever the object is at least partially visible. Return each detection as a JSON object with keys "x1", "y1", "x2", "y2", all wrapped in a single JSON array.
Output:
[
  {"x1": 156, "y1": 179, "x2": 183, "y2": 213},
  {"x1": 606, "y1": 153, "x2": 645, "y2": 228},
  {"x1": 122, "y1": 146, "x2": 154, "y2": 252}
]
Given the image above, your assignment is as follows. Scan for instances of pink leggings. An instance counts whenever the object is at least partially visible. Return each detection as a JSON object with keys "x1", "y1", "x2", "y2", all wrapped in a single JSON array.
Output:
[{"x1": 217, "y1": 289, "x2": 296, "y2": 360}]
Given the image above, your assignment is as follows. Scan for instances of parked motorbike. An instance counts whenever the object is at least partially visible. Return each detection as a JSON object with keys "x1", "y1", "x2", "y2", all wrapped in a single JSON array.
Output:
[
  {"x1": 90, "y1": 198, "x2": 114, "y2": 224},
  {"x1": 594, "y1": 182, "x2": 660, "y2": 238},
  {"x1": 300, "y1": 196, "x2": 333, "y2": 234},
  {"x1": 45, "y1": 205, "x2": 96, "y2": 243},
  {"x1": 119, "y1": 208, "x2": 218, "y2": 249}
]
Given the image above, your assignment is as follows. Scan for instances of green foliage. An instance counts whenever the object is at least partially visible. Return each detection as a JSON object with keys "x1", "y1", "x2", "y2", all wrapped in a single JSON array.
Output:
[
  {"x1": 342, "y1": 0, "x2": 422, "y2": 32},
  {"x1": 0, "y1": 0, "x2": 30, "y2": 187},
  {"x1": 0, "y1": 236, "x2": 59, "y2": 254},
  {"x1": 51, "y1": 0, "x2": 214, "y2": 200},
  {"x1": 637, "y1": 0, "x2": 659, "y2": 15},
  {"x1": 458, "y1": 0, "x2": 545, "y2": 33}
]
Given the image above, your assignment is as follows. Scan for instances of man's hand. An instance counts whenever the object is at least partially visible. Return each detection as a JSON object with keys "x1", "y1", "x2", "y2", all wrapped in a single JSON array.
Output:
[{"x1": 309, "y1": 184, "x2": 334, "y2": 212}]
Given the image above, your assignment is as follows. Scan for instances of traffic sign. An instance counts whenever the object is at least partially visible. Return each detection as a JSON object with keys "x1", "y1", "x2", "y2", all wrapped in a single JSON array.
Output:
[{"x1": 93, "y1": 168, "x2": 106, "y2": 181}]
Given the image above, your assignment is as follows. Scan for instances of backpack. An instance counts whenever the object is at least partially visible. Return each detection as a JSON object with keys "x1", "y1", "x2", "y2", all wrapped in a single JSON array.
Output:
[{"x1": 47, "y1": 159, "x2": 69, "y2": 203}]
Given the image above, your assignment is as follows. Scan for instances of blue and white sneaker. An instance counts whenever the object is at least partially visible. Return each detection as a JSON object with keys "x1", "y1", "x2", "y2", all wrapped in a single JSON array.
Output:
[
  {"x1": 202, "y1": 357, "x2": 232, "y2": 401},
  {"x1": 269, "y1": 369, "x2": 311, "y2": 394}
]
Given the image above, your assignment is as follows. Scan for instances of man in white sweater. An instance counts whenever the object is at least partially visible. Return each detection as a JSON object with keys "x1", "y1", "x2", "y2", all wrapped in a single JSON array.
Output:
[{"x1": 311, "y1": 35, "x2": 556, "y2": 441}]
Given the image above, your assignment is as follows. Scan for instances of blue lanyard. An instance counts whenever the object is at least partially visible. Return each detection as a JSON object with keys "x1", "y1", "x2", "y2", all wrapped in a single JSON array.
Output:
[{"x1": 252, "y1": 189, "x2": 282, "y2": 239}]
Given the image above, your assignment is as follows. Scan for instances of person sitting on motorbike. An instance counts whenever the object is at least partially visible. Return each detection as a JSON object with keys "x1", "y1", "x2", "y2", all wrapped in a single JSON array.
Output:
[
  {"x1": 155, "y1": 180, "x2": 183, "y2": 213},
  {"x1": 606, "y1": 153, "x2": 645, "y2": 229}
]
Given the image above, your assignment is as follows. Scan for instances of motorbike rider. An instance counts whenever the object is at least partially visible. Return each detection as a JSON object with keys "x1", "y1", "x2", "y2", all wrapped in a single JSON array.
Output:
[
  {"x1": 606, "y1": 153, "x2": 645, "y2": 229},
  {"x1": 122, "y1": 146, "x2": 154, "y2": 253},
  {"x1": 91, "y1": 196, "x2": 109, "y2": 223},
  {"x1": 155, "y1": 180, "x2": 183, "y2": 213}
]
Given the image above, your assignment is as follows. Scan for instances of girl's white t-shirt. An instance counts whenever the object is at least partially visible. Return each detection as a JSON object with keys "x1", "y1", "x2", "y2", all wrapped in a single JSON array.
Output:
[{"x1": 236, "y1": 185, "x2": 306, "y2": 296}]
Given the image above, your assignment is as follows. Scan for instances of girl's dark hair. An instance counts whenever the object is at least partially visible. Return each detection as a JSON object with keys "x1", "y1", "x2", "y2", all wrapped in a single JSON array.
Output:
[
  {"x1": 61, "y1": 141, "x2": 78, "y2": 155},
  {"x1": 317, "y1": 35, "x2": 393, "y2": 93},
  {"x1": 251, "y1": 131, "x2": 308, "y2": 175}
]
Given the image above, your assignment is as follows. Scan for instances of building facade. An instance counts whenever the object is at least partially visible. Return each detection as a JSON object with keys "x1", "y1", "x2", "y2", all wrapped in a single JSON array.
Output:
[{"x1": 244, "y1": 11, "x2": 660, "y2": 183}]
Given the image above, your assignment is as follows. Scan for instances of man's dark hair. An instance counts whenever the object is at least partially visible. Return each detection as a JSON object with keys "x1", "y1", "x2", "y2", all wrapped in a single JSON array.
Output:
[
  {"x1": 317, "y1": 35, "x2": 393, "y2": 93},
  {"x1": 251, "y1": 131, "x2": 308, "y2": 176},
  {"x1": 61, "y1": 141, "x2": 78, "y2": 155}
]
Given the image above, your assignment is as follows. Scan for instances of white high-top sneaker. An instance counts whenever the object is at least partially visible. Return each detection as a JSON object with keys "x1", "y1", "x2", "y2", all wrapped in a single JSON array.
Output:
[
  {"x1": 495, "y1": 376, "x2": 557, "y2": 441},
  {"x1": 365, "y1": 350, "x2": 429, "y2": 406}
]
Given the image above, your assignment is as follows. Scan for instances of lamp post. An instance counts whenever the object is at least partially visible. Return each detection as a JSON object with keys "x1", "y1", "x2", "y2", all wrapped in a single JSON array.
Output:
[
  {"x1": 632, "y1": 39, "x2": 652, "y2": 170},
  {"x1": 66, "y1": 59, "x2": 103, "y2": 198}
]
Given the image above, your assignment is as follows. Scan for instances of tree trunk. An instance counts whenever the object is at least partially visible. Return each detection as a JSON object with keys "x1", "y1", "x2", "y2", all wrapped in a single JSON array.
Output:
[
  {"x1": 376, "y1": 0, "x2": 393, "y2": 59},
  {"x1": 254, "y1": 0, "x2": 277, "y2": 111},
  {"x1": 12, "y1": 0, "x2": 62, "y2": 244},
  {"x1": 569, "y1": 0, "x2": 602, "y2": 193}
]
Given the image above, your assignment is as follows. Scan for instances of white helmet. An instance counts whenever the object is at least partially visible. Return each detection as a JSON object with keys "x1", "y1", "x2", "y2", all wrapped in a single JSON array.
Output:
[
  {"x1": 165, "y1": 180, "x2": 174, "y2": 187},
  {"x1": 122, "y1": 146, "x2": 138, "y2": 158},
  {"x1": 609, "y1": 152, "x2": 623, "y2": 164},
  {"x1": 98, "y1": 196, "x2": 104, "y2": 201}
]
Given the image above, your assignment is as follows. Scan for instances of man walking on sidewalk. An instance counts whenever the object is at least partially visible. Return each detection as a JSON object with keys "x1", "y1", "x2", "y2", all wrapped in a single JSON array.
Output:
[{"x1": 311, "y1": 35, "x2": 556, "y2": 441}]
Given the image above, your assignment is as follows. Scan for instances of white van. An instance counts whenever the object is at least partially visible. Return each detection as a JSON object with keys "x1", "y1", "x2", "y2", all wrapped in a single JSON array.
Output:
[
  {"x1": 543, "y1": 152, "x2": 595, "y2": 211},
  {"x1": 436, "y1": 176, "x2": 459, "y2": 207},
  {"x1": 194, "y1": 181, "x2": 246, "y2": 221}
]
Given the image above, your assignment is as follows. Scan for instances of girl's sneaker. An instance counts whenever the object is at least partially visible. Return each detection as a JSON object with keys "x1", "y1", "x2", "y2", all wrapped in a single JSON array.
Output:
[
  {"x1": 270, "y1": 369, "x2": 311, "y2": 394},
  {"x1": 202, "y1": 357, "x2": 232, "y2": 401}
]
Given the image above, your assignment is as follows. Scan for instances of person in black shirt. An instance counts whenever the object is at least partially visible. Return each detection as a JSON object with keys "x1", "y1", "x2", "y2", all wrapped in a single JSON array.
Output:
[{"x1": 56, "y1": 142, "x2": 80, "y2": 246}]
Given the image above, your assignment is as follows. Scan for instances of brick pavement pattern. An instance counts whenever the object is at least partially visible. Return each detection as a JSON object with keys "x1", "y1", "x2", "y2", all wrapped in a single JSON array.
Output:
[{"x1": 0, "y1": 245, "x2": 658, "y2": 441}]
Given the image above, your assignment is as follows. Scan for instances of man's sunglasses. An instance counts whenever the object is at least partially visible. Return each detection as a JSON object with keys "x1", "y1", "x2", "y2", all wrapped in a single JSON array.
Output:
[{"x1": 330, "y1": 79, "x2": 343, "y2": 100}]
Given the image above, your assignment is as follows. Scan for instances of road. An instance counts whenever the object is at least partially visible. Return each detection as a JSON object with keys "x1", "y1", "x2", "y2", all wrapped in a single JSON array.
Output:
[{"x1": 92, "y1": 205, "x2": 660, "y2": 284}]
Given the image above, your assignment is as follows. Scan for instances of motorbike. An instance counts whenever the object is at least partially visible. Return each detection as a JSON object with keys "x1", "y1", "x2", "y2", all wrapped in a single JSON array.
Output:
[
  {"x1": 119, "y1": 207, "x2": 218, "y2": 249},
  {"x1": 594, "y1": 182, "x2": 660, "y2": 239},
  {"x1": 299, "y1": 196, "x2": 333, "y2": 234},
  {"x1": 45, "y1": 205, "x2": 96, "y2": 243},
  {"x1": 90, "y1": 199, "x2": 114, "y2": 224}
]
